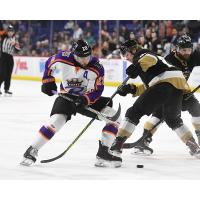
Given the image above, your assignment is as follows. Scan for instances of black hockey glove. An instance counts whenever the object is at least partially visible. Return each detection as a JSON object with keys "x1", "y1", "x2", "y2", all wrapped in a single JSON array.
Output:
[
  {"x1": 41, "y1": 81, "x2": 57, "y2": 96},
  {"x1": 118, "y1": 84, "x2": 137, "y2": 96},
  {"x1": 183, "y1": 93, "x2": 194, "y2": 101},
  {"x1": 126, "y1": 64, "x2": 138, "y2": 79},
  {"x1": 74, "y1": 96, "x2": 88, "y2": 109}
]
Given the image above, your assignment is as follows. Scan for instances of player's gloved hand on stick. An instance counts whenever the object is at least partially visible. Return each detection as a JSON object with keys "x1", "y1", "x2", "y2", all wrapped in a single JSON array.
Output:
[
  {"x1": 67, "y1": 96, "x2": 89, "y2": 116},
  {"x1": 74, "y1": 96, "x2": 88, "y2": 109},
  {"x1": 183, "y1": 92, "x2": 193, "y2": 101},
  {"x1": 41, "y1": 81, "x2": 57, "y2": 96},
  {"x1": 126, "y1": 64, "x2": 138, "y2": 79},
  {"x1": 118, "y1": 84, "x2": 137, "y2": 96}
]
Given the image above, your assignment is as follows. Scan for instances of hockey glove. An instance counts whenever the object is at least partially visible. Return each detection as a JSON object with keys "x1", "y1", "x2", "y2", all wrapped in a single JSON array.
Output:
[
  {"x1": 183, "y1": 93, "x2": 194, "y2": 101},
  {"x1": 74, "y1": 96, "x2": 89, "y2": 109},
  {"x1": 126, "y1": 64, "x2": 138, "y2": 79},
  {"x1": 41, "y1": 81, "x2": 57, "y2": 96},
  {"x1": 118, "y1": 84, "x2": 137, "y2": 96}
]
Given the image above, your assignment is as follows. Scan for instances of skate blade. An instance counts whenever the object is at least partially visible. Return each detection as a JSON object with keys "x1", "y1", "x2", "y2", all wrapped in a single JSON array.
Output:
[
  {"x1": 4, "y1": 94, "x2": 12, "y2": 97},
  {"x1": 95, "y1": 158, "x2": 122, "y2": 168},
  {"x1": 20, "y1": 158, "x2": 35, "y2": 166},
  {"x1": 131, "y1": 148, "x2": 152, "y2": 156}
]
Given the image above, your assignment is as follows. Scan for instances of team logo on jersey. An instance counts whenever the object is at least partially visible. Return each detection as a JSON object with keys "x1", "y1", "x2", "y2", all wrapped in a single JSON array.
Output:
[{"x1": 66, "y1": 78, "x2": 83, "y2": 87}]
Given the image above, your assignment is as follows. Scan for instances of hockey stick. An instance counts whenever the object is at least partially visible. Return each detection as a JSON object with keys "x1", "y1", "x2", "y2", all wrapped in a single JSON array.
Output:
[
  {"x1": 122, "y1": 84, "x2": 200, "y2": 149},
  {"x1": 184, "y1": 84, "x2": 200, "y2": 100},
  {"x1": 57, "y1": 93, "x2": 121, "y2": 125},
  {"x1": 122, "y1": 119, "x2": 163, "y2": 149},
  {"x1": 40, "y1": 76, "x2": 130, "y2": 163}
]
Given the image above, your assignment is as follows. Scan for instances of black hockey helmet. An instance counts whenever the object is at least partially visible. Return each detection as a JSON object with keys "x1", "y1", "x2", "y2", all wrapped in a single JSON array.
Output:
[
  {"x1": 176, "y1": 34, "x2": 193, "y2": 49},
  {"x1": 120, "y1": 39, "x2": 138, "y2": 55},
  {"x1": 72, "y1": 40, "x2": 92, "y2": 57},
  {"x1": 8, "y1": 24, "x2": 14, "y2": 32}
]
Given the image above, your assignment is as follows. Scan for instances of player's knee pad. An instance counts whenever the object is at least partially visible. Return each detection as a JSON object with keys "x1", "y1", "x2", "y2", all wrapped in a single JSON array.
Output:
[
  {"x1": 99, "y1": 106, "x2": 121, "y2": 125},
  {"x1": 45, "y1": 114, "x2": 67, "y2": 132},
  {"x1": 165, "y1": 116, "x2": 183, "y2": 130},
  {"x1": 118, "y1": 117, "x2": 136, "y2": 137},
  {"x1": 144, "y1": 116, "x2": 162, "y2": 133}
]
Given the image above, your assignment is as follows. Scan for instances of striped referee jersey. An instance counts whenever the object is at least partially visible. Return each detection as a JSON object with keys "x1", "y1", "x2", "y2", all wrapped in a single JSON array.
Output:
[{"x1": 1, "y1": 33, "x2": 20, "y2": 55}]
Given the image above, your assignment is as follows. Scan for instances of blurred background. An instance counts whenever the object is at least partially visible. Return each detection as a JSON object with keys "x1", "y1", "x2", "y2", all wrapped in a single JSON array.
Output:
[{"x1": 1, "y1": 20, "x2": 200, "y2": 58}]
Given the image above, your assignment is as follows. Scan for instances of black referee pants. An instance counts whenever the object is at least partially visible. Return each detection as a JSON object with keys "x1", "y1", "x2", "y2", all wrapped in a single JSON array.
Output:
[{"x1": 0, "y1": 53, "x2": 14, "y2": 91}]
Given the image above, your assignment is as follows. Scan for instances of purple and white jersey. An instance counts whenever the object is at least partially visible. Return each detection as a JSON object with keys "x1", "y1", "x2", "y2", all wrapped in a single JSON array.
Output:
[{"x1": 42, "y1": 50, "x2": 104, "y2": 105}]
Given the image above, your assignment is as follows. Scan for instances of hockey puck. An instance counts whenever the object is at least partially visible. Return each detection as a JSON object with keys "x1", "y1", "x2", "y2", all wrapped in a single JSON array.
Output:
[{"x1": 136, "y1": 164, "x2": 144, "y2": 168}]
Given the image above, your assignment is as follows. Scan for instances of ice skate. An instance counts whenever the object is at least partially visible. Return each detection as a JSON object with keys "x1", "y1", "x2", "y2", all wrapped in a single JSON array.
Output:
[
  {"x1": 95, "y1": 141, "x2": 122, "y2": 168},
  {"x1": 4, "y1": 90, "x2": 12, "y2": 97},
  {"x1": 0, "y1": 90, "x2": 2, "y2": 96},
  {"x1": 108, "y1": 136, "x2": 128, "y2": 167},
  {"x1": 132, "y1": 130, "x2": 153, "y2": 155},
  {"x1": 186, "y1": 138, "x2": 200, "y2": 159},
  {"x1": 20, "y1": 146, "x2": 38, "y2": 166},
  {"x1": 132, "y1": 145, "x2": 153, "y2": 155}
]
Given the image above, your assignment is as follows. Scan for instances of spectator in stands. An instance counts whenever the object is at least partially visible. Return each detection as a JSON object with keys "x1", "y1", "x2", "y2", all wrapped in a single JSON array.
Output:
[
  {"x1": 64, "y1": 20, "x2": 75, "y2": 34},
  {"x1": 151, "y1": 32, "x2": 163, "y2": 55},
  {"x1": 165, "y1": 20, "x2": 174, "y2": 39},
  {"x1": 186, "y1": 20, "x2": 200, "y2": 42},
  {"x1": 0, "y1": 20, "x2": 199, "y2": 59},
  {"x1": 131, "y1": 20, "x2": 143, "y2": 35},
  {"x1": 120, "y1": 25, "x2": 130, "y2": 41},
  {"x1": 73, "y1": 24, "x2": 83, "y2": 40},
  {"x1": 138, "y1": 35, "x2": 148, "y2": 49},
  {"x1": 101, "y1": 41, "x2": 110, "y2": 57},
  {"x1": 144, "y1": 28, "x2": 152, "y2": 50},
  {"x1": 129, "y1": 32, "x2": 135, "y2": 40},
  {"x1": 101, "y1": 27, "x2": 111, "y2": 42},
  {"x1": 108, "y1": 31, "x2": 118, "y2": 52},
  {"x1": 170, "y1": 28, "x2": 180, "y2": 50},
  {"x1": 84, "y1": 21, "x2": 93, "y2": 34},
  {"x1": 84, "y1": 31, "x2": 95, "y2": 46},
  {"x1": 92, "y1": 43, "x2": 100, "y2": 58}
]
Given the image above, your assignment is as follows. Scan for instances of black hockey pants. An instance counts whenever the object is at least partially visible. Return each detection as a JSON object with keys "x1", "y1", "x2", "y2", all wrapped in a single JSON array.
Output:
[{"x1": 125, "y1": 82, "x2": 183, "y2": 130}]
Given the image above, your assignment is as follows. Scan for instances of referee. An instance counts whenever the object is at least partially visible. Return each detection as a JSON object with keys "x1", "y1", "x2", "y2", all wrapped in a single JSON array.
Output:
[{"x1": 0, "y1": 24, "x2": 20, "y2": 96}]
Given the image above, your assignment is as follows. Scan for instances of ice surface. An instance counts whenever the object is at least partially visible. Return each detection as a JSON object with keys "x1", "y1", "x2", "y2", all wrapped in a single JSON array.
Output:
[{"x1": 1, "y1": 80, "x2": 200, "y2": 180}]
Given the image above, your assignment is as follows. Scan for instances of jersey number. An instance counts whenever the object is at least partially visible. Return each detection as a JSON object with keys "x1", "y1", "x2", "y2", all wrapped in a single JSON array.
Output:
[{"x1": 83, "y1": 71, "x2": 88, "y2": 79}]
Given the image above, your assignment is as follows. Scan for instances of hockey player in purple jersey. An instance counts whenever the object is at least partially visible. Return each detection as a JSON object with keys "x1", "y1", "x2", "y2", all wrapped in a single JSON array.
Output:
[{"x1": 20, "y1": 40, "x2": 121, "y2": 167}]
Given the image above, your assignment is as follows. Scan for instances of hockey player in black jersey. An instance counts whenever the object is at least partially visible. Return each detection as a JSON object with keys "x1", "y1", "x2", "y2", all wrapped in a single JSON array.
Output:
[
  {"x1": 107, "y1": 39, "x2": 200, "y2": 167},
  {"x1": 130, "y1": 35, "x2": 200, "y2": 155}
]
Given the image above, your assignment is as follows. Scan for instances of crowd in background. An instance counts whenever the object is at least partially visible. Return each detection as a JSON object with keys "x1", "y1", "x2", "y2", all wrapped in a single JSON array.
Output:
[{"x1": 1, "y1": 20, "x2": 200, "y2": 58}]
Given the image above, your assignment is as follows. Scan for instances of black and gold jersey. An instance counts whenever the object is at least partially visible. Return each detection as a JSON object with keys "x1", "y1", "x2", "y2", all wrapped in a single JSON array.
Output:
[
  {"x1": 165, "y1": 50, "x2": 200, "y2": 80},
  {"x1": 128, "y1": 49, "x2": 190, "y2": 96}
]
